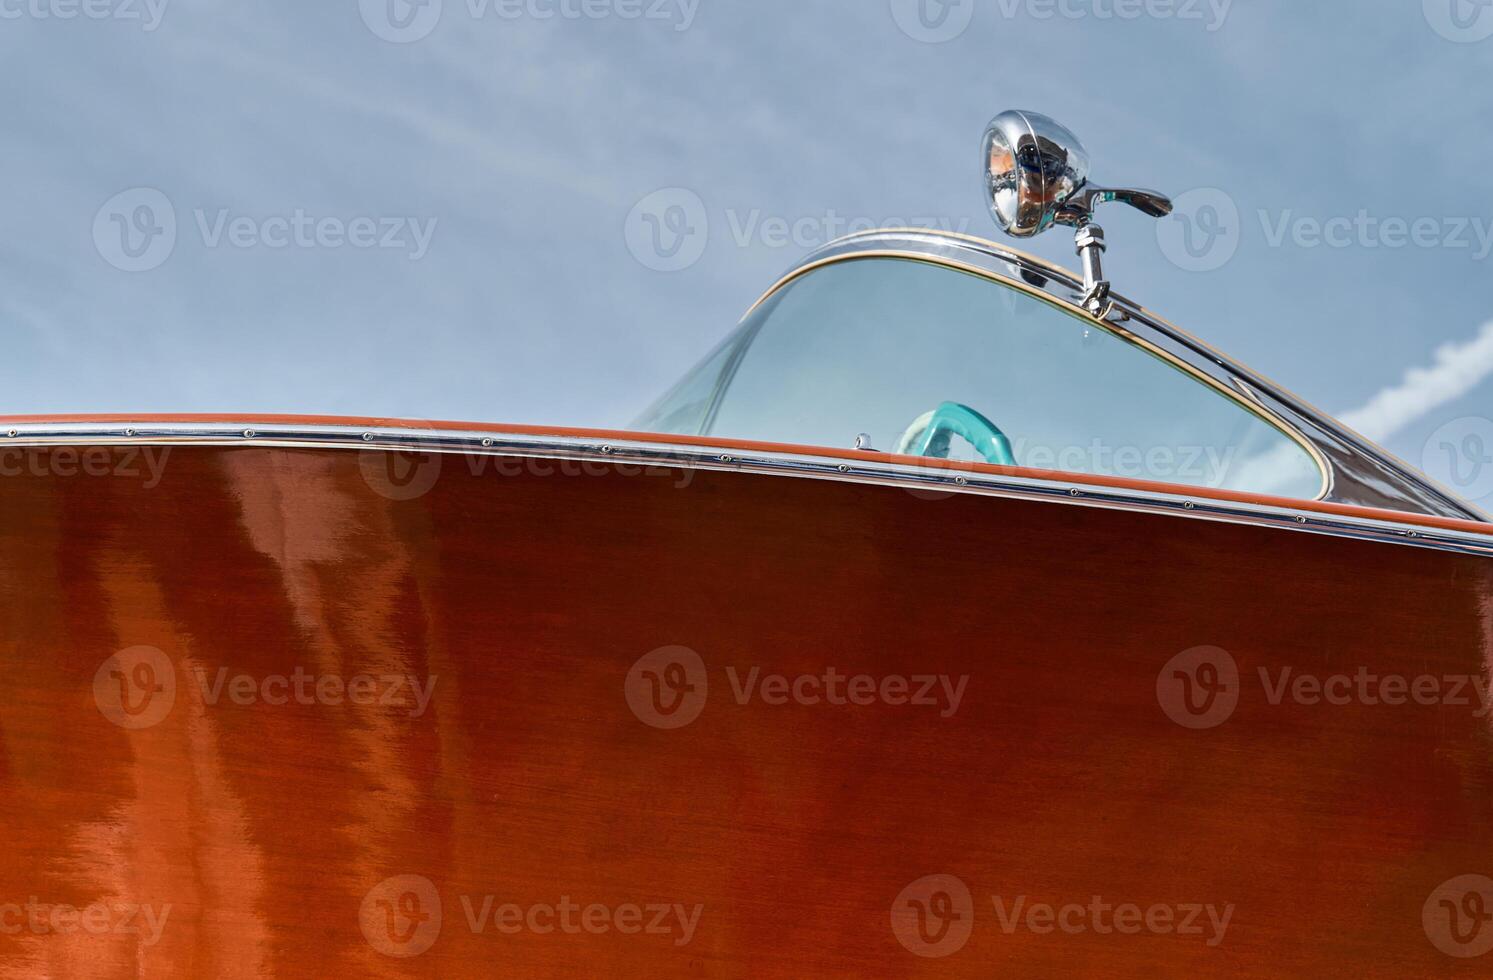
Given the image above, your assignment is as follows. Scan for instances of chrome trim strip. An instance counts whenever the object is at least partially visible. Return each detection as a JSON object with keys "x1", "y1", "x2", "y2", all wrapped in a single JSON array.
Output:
[
  {"x1": 2, "y1": 422, "x2": 1489, "y2": 559},
  {"x1": 781, "y1": 230, "x2": 1483, "y2": 522}
]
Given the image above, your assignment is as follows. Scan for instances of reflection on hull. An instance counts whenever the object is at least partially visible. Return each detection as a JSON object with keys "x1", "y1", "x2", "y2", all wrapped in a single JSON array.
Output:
[{"x1": 0, "y1": 445, "x2": 1490, "y2": 976}]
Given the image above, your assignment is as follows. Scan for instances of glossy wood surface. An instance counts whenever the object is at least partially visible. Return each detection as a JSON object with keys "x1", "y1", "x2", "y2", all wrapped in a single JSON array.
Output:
[{"x1": 0, "y1": 443, "x2": 1490, "y2": 977}]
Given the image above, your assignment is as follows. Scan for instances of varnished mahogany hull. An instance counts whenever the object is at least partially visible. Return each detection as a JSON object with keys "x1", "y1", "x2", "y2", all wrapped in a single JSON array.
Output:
[{"x1": 0, "y1": 444, "x2": 1489, "y2": 977}]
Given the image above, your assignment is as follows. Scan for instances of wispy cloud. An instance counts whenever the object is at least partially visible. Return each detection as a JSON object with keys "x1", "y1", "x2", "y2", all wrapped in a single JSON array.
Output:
[
  {"x1": 1338, "y1": 322, "x2": 1493, "y2": 442},
  {"x1": 1228, "y1": 323, "x2": 1493, "y2": 496}
]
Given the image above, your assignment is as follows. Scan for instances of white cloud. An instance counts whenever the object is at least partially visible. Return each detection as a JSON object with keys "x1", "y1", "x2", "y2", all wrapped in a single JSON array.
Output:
[{"x1": 1338, "y1": 322, "x2": 1493, "y2": 442}]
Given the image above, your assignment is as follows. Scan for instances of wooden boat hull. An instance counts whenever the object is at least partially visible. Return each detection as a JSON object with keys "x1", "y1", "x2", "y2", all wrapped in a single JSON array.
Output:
[{"x1": 1, "y1": 442, "x2": 1490, "y2": 976}]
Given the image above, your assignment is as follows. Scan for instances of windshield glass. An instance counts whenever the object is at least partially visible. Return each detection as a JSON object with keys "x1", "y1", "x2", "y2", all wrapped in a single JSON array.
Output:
[{"x1": 633, "y1": 257, "x2": 1325, "y2": 499}]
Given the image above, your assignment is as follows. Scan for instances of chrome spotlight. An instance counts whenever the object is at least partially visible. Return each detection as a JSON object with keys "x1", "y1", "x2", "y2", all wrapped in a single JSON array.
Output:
[{"x1": 983, "y1": 110, "x2": 1173, "y2": 313}]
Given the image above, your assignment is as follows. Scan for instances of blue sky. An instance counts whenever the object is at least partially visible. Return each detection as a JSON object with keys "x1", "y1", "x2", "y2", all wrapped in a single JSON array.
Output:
[{"x1": 3, "y1": 0, "x2": 1491, "y2": 497}]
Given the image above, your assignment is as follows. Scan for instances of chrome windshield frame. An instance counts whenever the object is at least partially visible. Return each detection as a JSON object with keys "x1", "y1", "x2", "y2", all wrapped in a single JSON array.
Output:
[{"x1": 723, "y1": 229, "x2": 1482, "y2": 522}]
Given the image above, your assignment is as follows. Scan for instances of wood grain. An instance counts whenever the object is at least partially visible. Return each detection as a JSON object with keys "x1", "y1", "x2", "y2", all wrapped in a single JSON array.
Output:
[{"x1": 0, "y1": 444, "x2": 1489, "y2": 977}]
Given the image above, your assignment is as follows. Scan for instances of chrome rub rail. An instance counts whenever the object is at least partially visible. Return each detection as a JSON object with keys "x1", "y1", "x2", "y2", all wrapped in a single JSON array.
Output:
[{"x1": 2, "y1": 421, "x2": 1490, "y2": 559}]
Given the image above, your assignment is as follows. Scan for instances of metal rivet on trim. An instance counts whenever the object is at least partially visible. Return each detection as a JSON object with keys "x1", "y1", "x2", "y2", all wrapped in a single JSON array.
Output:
[
  {"x1": 1069, "y1": 488, "x2": 1082, "y2": 497},
  {"x1": 1295, "y1": 516, "x2": 1308, "y2": 524},
  {"x1": 1183, "y1": 501, "x2": 1196, "y2": 510},
  {"x1": 362, "y1": 432, "x2": 374, "y2": 442},
  {"x1": 837, "y1": 464, "x2": 850, "y2": 473},
  {"x1": 5, "y1": 430, "x2": 15, "y2": 438},
  {"x1": 955, "y1": 477, "x2": 968, "y2": 486},
  {"x1": 719, "y1": 454, "x2": 733, "y2": 463},
  {"x1": 243, "y1": 429, "x2": 255, "y2": 439},
  {"x1": 481, "y1": 438, "x2": 493, "y2": 448},
  {"x1": 1407, "y1": 531, "x2": 1420, "y2": 539},
  {"x1": 124, "y1": 428, "x2": 137, "y2": 437},
  {"x1": 601, "y1": 446, "x2": 614, "y2": 454}
]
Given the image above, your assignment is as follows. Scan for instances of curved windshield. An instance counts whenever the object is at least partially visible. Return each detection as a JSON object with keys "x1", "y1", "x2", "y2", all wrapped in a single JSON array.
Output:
[{"x1": 633, "y1": 257, "x2": 1325, "y2": 499}]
